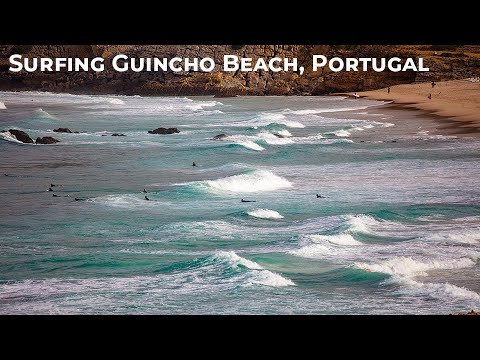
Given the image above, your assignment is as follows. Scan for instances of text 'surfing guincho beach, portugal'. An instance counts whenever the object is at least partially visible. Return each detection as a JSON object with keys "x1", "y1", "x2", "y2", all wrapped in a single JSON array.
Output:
[{"x1": 0, "y1": 45, "x2": 479, "y2": 315}]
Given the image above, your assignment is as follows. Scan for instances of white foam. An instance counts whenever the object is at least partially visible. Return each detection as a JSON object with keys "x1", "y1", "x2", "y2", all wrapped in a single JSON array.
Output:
[
  {"x1": 88, "y1": 194, "x2": 168, "y2": 209},
  {"x1": 186, "y1": 101, "x2": 222, "y2": 111},
  {"x1": 253, "y1": 113, "x2": 305, "y2": 128},
  {"x1": 257, "y1": 131, "x2": 294, "y2": 145},
  {"x1": 425, "y1": 229, "x2": 480, "y2": 244},
  {"x1": 0, "y1": 101, "x2": 6, "y2": 109},
  {"x1": 398, "y1": 278, "x2": 480, "y2": 301},
  {"x1": 237, "y1": 140, "x2": 265, "y2": 151},
  {"x1": 308, "y1": 233, "x2": 362, "y2": 246},
  {"x1": 108, "y1": 98, "x2": 125, "y2": 105},
  {"x1": 355, "y1": 256, "x2": 475, "y2": 277},
  {"x1": 277, "y1": 130, "x2": 292, "y2": 137},
  {"x1": 248, "y1": 209, "x2": 284, "y2": 219},
  {"x1": 34, "y1": 108, "x2": 57, "y2": 120},
  {"x1": 203, "y1": 170, "x2": 292, "y2": 193},
  {"x1": 214, "y1": 251, "x2": 294, "y2": 287},
  {"x1": 290, "y1": 244, "x2": 333, "y2": 259},
  {"x1": 345, "y1": 215, "x2": 379, "y2": 234},
  {"x1": 0, "y1": 131, "x2": 23, "y2": 144},
  {"x1": 328, "y1": 129, "x2": 351, "y2": 137}
]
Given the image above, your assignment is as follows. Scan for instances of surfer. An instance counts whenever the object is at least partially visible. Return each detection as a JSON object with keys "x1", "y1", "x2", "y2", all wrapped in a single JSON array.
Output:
[
  {"x1": 192, "y1": 162, "x2": 196, "y2": 167},
  {"x1": 50, "y1": 183, "x2": 56, "y2": 187},
  {"x1": 52, "y1": 193, "x2": 59, "y2": 197},
  {"x1": 4, "y1": 174, "x2": 8, "y2": 177},
  {"x1": 144, "y1": 195, "x2": 150, "y2": 201},
  {"x1": 48, "y1": 187, "x2": 54, "y2": 192},
  {"x1": 143, "y1": 188, "x2": 147, "y2": 193},
  {"x1": 74, "y1": 197, "x2": 85, "y2": 201},
  {"x1": 316, "y1": 194, "x2": 326, "y2": 198},
  {"x1": 241, "y1": 199, "x2": 256, "y2": 203}
]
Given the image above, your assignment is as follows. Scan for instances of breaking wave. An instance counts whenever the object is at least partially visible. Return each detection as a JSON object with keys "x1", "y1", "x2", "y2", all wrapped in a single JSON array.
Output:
[
  {"x1": 247, "y1": 209, "x2": 284, "y2": 219},
  {"x1": 195, "y1": 170, "x2": 293, "y2": 193}
]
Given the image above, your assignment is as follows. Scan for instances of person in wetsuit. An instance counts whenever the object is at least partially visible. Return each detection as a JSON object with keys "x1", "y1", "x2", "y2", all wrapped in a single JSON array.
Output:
[
  {"x1": 241, "y1": 199, "x2": 256, "y2": 203},
  {"x1": 145, "y1": 195, "x2": 150, "y2": 201}
]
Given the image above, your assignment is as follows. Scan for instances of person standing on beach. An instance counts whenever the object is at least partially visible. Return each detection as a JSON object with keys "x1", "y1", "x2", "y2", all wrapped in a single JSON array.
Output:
[
  {"x1": 387, "y1": 87, "x2": 390, "y2": 94},
  {"x1": 431, "y1": 81, "x2": 436, "y2": 88},
  {"x1": 428, "y1": 93, "x2": 432, "y2": 99}
]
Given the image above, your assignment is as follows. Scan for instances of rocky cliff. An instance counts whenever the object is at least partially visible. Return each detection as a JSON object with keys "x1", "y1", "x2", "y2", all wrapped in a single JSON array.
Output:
[{"x1": 1, "y1": 45, "x2": 479, "y2": 95}]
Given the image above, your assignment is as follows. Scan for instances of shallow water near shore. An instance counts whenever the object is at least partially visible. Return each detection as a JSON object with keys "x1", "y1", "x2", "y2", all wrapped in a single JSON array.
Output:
[{"x1": 0, "y1": 92, "x2": 479, "y2": 314}]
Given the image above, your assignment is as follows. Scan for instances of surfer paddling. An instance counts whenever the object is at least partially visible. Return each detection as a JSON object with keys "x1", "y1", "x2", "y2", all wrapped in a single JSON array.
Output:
[{"x1": 241, "y1": 199, "x2": 256, "y2": 203}]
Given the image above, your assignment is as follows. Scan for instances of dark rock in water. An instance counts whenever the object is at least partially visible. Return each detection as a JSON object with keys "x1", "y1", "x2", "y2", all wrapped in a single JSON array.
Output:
[
  {"x1": 213, "y1": 134, "x2": 228, "y2": 140},
  {"x1": 36, "y1": 136, "x2": 60, "y2": 144},
  {"x1": 8, "y1": 129, "x2": 34, "y2": 143},
  {"x1": 111, "y1": 133, "x2": 126, "y2": 137},
  {"x1": 53, "y1": 128, "x2": 72, "y2": 133},
  {"x1": 148, "y1": 127, "x2": 180, "y2": 135},
  {"x1": 273, "y1": 133, "x2": 285, "y2": 138}
]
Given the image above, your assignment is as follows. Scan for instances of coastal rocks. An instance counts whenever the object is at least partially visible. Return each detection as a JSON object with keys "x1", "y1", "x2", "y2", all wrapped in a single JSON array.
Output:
[
  {"x1": 53, "y1": 128, "x2": 72, "y2": 133},
  {"x1": 111, "y1": 133, "x2": 126, "y2": 136},
  {"x1": 213, "y1": 134, "x2": 228, "y2": 140},
  {"x1": 454, "y1": 309, "x2": 479, "y2": 315},
  {"x1": 148, "y1": 127, "x2": 180, "y2": 135},
  {"x1": 7, "y1": 129, "x2": 34, "y2": 143},
  {"x1": 36, "y1": 136, "x2": 60, "y2": 144}
]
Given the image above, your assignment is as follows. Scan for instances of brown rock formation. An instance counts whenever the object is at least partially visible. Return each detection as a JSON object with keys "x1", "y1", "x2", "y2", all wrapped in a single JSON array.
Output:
[
  {"x1": 36, "y1": 136, "x2": 60, "y2": 144},
  {"x1": 148, "y1": 127, "x2": 180, "y2": 134},
  {"x1": 6, "y1": 129, "x2": 34, "y2": 143}
]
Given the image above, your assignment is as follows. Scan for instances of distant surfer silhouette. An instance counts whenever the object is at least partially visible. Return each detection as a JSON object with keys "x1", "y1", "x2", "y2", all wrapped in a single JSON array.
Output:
[
  {"x1": 241, "y1": 199, "x2": 256, "y2": 203},
  {"x1": 74, "y1": 197, "x2": 85, "y2": 201},
  {"x1": 143, "y1": 188, "x2": 147, "y2": 193},
  {"x1": 50, "y1": 183, "x2": 56, "y2": 187},
  {"x1": 48, "y1": 187, "x2": 54, "y2": 192},
  {"x1": 144, "y1": 195, "x2": 150, "y2": 201},
  {"x1": 316, "y1": 194, "x2": 326, "y2": 198},
  {"x1": 192, "y1": 162, "x2": 196, "y2": 167},
  {"x1": 52, "y1": 193, "x2": 59, "y2": 197}
]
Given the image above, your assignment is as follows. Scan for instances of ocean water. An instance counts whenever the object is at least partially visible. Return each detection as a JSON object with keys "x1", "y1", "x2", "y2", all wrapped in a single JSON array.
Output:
[{"x1": 0, "y1": 91, "x2": 479, "y2": 314}]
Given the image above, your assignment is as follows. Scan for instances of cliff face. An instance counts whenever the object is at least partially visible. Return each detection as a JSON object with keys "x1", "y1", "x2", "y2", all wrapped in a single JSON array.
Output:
[{"x1": 1, "y1": 45, "x2": 479, "y2": 95}]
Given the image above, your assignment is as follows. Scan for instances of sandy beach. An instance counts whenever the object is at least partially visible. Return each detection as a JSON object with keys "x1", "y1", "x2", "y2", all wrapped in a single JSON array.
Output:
[{"x1": 358, "y1": 79, "x2": 480, "y2": 132}]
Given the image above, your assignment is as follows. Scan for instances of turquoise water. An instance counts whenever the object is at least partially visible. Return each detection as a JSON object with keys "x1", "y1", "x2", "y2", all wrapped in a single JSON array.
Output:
[{"x1": 0, "y1": 92, "x2": 479, "y2": 314}]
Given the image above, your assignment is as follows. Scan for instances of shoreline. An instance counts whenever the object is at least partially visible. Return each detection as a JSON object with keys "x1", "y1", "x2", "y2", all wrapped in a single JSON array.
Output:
[{"x1": 354, "y1": 79, "x2": 480, "y2": 134}]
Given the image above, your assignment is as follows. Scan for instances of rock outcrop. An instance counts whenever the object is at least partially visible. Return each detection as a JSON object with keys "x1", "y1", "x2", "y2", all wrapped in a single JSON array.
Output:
[
  {"x1": 8, "y1": 129, "x2": 34, "y2": 143},
  {"x1": 1, "y1": 45, "x2": 480, "y2": 95},
  {"x1": 53, "y1": 128, "x2": 72, "y2": 133},
  {"x1": 213, "y1": 134, "x2": 228, "y2": 140},
  {"x1": 36, "y1": 136, "x2": 60, "y2": 144},
  {"x1": 148, "y1": 127, "x2": 180, "y2": 134}
]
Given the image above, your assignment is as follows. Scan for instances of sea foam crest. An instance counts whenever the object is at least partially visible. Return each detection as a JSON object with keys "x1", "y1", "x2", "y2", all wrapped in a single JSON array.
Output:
[
  {"x1": 355, "y1": 256, "x2": 475, "y2": 277},
  {"x1": 0, "y1": 101, "x2": 6, "y2": 109},
  {"x1": 345, "y1": 214, "x2": 380, "y2": 234},
  {"x1": 213, "y1": 251, "x2": 294, "y2": 287},
  {"x1": 308, "y1": 233, "x2": 362, "y2": 246},
  {"x1": 248, "y1": 209, "x2": 284, "y2": 219},
  {"x1": 0, "y1": 131, "x2": 23, "y2": 144},
  {"x1": 254, "y1": 113, "x2": 305, "y2": 128},
  {"x1": 203, "y1": 170, "x2": 292, "y2": 193}
]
